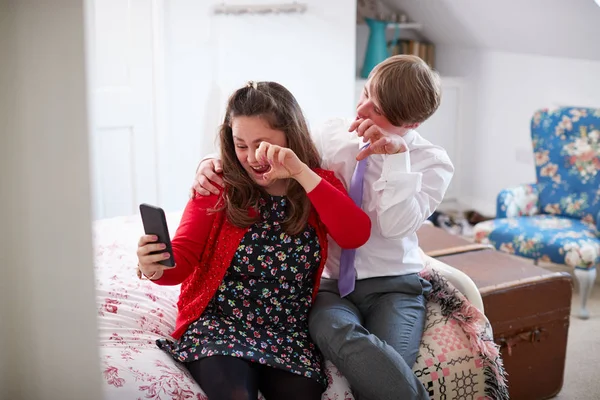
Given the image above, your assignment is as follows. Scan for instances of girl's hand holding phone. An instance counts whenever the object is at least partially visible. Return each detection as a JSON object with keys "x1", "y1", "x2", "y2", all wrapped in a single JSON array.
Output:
[{"x1": 136, "y1": 235, "x2": 175, "y2": 280}]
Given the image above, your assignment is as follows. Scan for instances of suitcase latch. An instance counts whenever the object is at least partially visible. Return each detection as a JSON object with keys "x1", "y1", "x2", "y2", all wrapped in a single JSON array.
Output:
[{"x1": 498, "y1": 328, "x2": 544, "y2": 356}]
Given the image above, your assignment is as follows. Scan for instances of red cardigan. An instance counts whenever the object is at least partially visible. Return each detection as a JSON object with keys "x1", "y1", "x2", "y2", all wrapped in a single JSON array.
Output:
[{"x1": 154, "y1": 168, "x2": 371, "y2": 339}]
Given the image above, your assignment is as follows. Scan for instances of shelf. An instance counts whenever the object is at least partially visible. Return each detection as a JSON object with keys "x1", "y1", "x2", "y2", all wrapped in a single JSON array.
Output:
[
  {"x1": 357, "y1": 22, "x2": 422, "y2": 30},
  {"x1": 386, "y1": 22, "x2": 422, "y2": 30}
]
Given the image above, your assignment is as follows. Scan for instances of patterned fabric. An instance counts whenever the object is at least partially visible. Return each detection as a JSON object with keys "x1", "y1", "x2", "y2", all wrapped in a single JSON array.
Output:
[
  {"x1": 415, "y1": 268, "x2": 508, "y2": 400},
  {"x1": 474, "y1": 215, "x2": 600, "y2": 269},
  {"x1": 166, "y1": 168, "x2": 340, "y2": 340},
  {"x1": 94, "y1": 213, "x2": 507, "y2": 400},
  {"x1": 157, "y1": 196, "x2": 325, "y2": 386},
  {"x1": 532, "y1": 107, "x2": 600, "y2": 223},
  {"x1": 475, "y1": 107, "x2": 600, "y2": 269},
  {"x1": 496, "y1": 183, "x2": 540, "y2": 219}
]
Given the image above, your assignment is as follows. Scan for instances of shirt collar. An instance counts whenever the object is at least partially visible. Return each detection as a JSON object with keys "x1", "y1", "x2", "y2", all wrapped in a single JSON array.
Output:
[{"x1": 402, "y1": 129, "x2": 416, "y2": 145}]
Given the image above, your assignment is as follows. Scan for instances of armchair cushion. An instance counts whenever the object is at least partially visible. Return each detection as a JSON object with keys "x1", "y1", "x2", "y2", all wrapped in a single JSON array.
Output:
[
  {"x1": 532, "y1": 108, "x2": 600, "y2": 223},
  {"x1": 496, "y1": 183, "x2": 539, "y2": 218},
  {"x1": 474, "y1": 215, "x2": 600, "y2": 269}
]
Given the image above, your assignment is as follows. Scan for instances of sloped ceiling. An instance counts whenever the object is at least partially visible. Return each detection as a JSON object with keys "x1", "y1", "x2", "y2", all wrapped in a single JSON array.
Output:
[{"x1": 382, "y1": 0, "x2": 600, "y2": 61}]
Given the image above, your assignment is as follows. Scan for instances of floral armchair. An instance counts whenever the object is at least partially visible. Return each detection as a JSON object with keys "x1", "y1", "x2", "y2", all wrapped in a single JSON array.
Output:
[{"x1": 474, "y1": 107, "x2": 600, "y2": 319}]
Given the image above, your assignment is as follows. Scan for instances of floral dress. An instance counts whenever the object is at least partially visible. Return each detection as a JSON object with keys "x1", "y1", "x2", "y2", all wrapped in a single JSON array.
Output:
[{"x1": 157, "y1": 195, "x2": 326, "y2": 387}]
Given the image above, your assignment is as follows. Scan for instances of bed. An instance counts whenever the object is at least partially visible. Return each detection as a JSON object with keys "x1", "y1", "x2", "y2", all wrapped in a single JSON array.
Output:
[{"x1": 94, "y1": 213, "x2": 508, "y2": 400}]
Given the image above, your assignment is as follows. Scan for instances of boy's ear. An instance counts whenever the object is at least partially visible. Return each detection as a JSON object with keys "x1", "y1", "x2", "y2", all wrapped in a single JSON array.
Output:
[{"x1": 404, "y1": 122, "x2": 420, "y2": 129}]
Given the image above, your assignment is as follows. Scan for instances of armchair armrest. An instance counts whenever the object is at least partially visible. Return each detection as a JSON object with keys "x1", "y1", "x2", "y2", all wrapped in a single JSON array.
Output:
[
  {"x1": 421, "y1": 251, "x2": 484, "y2": 314},
  {"x1": 496, "y1": 183, "x2": 540, "y2": 218}
]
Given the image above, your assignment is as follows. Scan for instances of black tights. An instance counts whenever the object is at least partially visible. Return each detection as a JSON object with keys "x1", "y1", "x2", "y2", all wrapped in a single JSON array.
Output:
[{"x1": 186, "y1": 356, "x2": 324, "y2": 400}]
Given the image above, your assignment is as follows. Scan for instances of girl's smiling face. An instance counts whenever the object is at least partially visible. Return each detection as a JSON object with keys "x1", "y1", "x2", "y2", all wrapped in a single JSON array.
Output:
[{"x1": 232, "y1": 115, "x2": 288, "y2": 195}]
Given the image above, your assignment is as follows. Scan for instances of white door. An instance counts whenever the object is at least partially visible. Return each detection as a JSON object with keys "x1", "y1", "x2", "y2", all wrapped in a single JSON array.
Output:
[
  {"x1": 88, "y1": 0, "x2": 163, "y2": 219},
  {"x1": 416, "y1": 79, "x2": 462, "y2": 202}
]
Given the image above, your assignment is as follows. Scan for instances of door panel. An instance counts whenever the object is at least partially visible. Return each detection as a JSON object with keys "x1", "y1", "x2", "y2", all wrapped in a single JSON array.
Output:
[{"x1": 89, "y1": 0, "x2": 159, "y2": 219}]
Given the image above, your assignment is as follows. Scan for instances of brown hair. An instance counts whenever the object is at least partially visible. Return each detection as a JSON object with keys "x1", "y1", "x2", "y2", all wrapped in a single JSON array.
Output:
[
  {"x1": 369, "y1": 55, "x2": 441, "y2": 126},
  {"x1": 216, "y1": 81, "x2": 321, "y2": 235}
]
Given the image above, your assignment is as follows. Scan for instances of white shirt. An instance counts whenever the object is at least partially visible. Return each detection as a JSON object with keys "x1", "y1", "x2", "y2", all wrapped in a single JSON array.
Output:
[{"x1": 312, "y1": 118, "x2": 454, "y2": 279}]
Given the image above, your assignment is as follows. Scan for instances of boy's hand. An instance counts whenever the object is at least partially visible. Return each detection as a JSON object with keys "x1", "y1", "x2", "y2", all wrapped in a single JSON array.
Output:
[
  {"x1": 350, "y1": 118, "x2": 408, "y2": 161},
  {"x1": 191, "y1": 159, "x2": 224, "y2": 197},
  {"x1": 356, "y1": 135, "x2": 408, "y2": 161}
]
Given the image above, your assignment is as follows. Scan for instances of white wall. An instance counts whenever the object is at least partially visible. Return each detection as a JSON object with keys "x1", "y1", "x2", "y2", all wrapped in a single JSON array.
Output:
[
  {"x1": 160, "y1": 0, "x2": 357, "y2": 213},
  {"x1": 0, "y1": 1, "x2": 102, "y2": 398},
  {"x1": 436, "y1": 46, "x2": 600, "y2": 215}
]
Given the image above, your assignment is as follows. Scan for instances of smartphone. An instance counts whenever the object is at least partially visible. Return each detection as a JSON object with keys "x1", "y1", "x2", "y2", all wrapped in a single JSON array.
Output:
[{"x1": 139, "y1": 203, "x2": 175, "y2": 267}]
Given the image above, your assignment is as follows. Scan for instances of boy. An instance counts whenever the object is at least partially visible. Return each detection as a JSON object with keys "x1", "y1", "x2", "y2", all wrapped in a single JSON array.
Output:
[{"x1": 192, "y1": 55, "x2": 454, "y2": 400}]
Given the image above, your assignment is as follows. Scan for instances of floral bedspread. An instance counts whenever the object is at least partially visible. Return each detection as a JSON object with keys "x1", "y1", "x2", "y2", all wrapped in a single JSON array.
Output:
[{"x1": 94, "y1": 213, "x2": 507, "y2": 400}]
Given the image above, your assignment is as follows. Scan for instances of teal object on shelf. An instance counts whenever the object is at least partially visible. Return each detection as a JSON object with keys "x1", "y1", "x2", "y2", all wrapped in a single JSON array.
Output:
[{"x1": 361, "y1": 17, "x2": 389, "y2": 79}]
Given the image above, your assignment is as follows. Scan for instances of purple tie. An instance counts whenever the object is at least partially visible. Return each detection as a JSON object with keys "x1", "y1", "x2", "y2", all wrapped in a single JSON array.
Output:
[{"x1": 338, "y1": 149, "x2": 368, "y2": 297}]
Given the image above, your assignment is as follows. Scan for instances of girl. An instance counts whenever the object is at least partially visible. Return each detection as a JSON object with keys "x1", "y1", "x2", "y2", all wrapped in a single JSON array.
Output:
[{"x1": 136, "y1": 81, "x2": 371, "y2": 400}]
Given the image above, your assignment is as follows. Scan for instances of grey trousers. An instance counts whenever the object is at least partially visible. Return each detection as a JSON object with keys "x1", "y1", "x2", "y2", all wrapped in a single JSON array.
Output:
[{"x1": 309, "y1": 274, "x2": 431, "y2": 400}]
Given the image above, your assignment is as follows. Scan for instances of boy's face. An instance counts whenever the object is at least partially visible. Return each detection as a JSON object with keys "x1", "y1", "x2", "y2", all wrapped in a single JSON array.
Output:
[{"x1": 356, "y1": 79, "x2": 414, "y2": 136}]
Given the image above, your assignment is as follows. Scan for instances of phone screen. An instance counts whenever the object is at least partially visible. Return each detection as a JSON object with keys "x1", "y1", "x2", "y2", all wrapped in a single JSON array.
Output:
[{"x1": 139, "y1": 203, "x2": 175, "y2": 267}]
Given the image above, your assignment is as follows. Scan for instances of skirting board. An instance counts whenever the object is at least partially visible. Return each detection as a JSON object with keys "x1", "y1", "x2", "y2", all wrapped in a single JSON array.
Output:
[{"x1": 448, "y1": 196, "x2": 496, "y2": 218}]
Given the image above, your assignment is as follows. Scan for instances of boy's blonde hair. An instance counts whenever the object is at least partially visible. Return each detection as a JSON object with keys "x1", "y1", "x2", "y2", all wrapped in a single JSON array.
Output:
[{"x1": 369, "y1": 55, "x2": 441, "y2": 126}]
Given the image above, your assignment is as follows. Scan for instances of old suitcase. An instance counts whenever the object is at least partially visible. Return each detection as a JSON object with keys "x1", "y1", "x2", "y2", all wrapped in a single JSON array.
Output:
[{"x1": 417, "y1": 224, "x2": 573, "y2": 400}]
